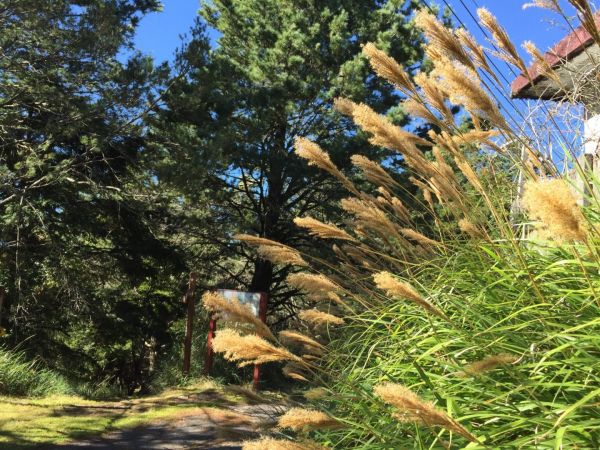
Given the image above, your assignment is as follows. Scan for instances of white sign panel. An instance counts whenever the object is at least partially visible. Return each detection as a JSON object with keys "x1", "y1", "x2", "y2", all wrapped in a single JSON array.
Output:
[{"x1": 217, "y1": 289, "x2": 262, "y2": 317}]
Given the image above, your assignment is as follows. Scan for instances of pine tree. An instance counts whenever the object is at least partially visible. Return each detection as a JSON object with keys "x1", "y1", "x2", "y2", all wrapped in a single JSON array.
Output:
[{"x1": 158, "y1": 0, "x2": 426, "y2": 322}]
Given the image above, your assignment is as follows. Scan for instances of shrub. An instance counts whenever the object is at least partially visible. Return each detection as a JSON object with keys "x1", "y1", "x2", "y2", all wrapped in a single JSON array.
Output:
[{"x1": 0, "y1": 347, "x2": 73, "y2": 397}]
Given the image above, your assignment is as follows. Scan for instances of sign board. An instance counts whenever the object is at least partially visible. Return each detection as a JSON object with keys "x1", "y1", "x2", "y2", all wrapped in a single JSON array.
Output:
[
  {"x1": 216, "y1": 289, "x2": 262, "y2": 317},
  {"x1": 205, "y1": 289, "x2": 268, "y2": 390}
]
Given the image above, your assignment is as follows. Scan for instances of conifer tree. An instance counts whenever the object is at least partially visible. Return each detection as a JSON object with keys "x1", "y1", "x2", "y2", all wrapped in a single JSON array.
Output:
[{"x1": 159, "y1": 0, "x2": 426, "y2": 321}]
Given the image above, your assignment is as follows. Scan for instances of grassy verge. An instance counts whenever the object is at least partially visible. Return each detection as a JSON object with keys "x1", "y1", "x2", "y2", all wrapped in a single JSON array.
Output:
[{"x1": 0, "y1": 380, "x2": 242, "y2": 449}]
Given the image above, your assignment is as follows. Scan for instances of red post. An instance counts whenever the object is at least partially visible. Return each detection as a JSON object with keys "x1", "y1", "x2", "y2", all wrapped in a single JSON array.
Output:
[
  {"x1": 204, "y1": 316, "x2": 216, "y2": 375},
  {"x1": 182, "y1": 272, "x2": 198, "y2": 376},
  {"x1": 252, "y1": 292, "x2": 268, "y2": 391}
]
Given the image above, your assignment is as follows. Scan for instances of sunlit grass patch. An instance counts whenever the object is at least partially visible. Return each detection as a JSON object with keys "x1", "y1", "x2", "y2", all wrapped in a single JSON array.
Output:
[{"x1": 0, "y1": 379, "x2": 244, "y2": 448}]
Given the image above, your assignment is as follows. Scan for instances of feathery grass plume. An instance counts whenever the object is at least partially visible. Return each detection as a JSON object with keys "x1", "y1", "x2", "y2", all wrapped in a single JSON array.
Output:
[
  {"x1": 415, "y1": 10, "x2": 475, "y2": 71},
  {"x1": 256, "y1": 245, "x2": 307, "y2": 267},
  {"x1": 299, "y1": 309, "x2": 345, "y2": 326},
  {"x1": 211, "y1": 329, "x2": 303, "y2": 367},
  {"x1": 361, "y1": 42, "x2": 416, "y2": 95},
  {"x1": 400, "y1": 228, "x2": 440, "y2": 247},
  {"x1": 278, "y1": 408, "x2": 340, "y2": 431},
  {"x1": 294, "y1": 137, "x2": 359, "y2": 195},
  {"x1": 282, "y1": 362, "x2": 310, "y2": 382},
  {"x1": 522, "y1": 40, "x2": 562, "y2": 86},
  {"x1": 456, "y1": 28, "x2": 498, "y2": 82},
  {"x1": 458, "y1": 218, "x2": 486, "y2": 239},
  {"x1": 522, "y1": 178, "x2": 588, "y2": 241},
  {"x1": 383, "y1": 193, "x2": 412, "y2": 224},
  {"x1": 332, "y1": 97, "x2": 356, "y2": 116},
  {"x1": 234, "y1": 234, "x2": 286, "y2": 248},
  {"x1": 202, "y1": 292, "x2": 276, "y2": 341},
  {"x1": 279, "y1": 330, "x2": 325, "y2": 351},
  {"x1": 305, "y1": 289, "x2": 346, "y2": 306},
  {"x1": 374, "y1": 383, "x2": 478, "y2": 442},
  {"x1": 373, "y1": 272, "x2": 447, "y2": 319},
  {"x1": 402, "y1": 98, "x2": 440, "y2": 125},
  {"x1": 351, "y1": 154, "x2": 400, "y2": 190},
  {"x1": 451, "y1": 129, "x2": 501, "y2": 147},
  {"x1": 422, "y1": 187, "x2": 434, "y2": 207},
  {"x1": 294, "y1": 216, "x2": 355, "y2": 241},
  {"x1": 477, "y1": 7, "x2": 528, "y2": 74},
  {"x1": 242, "y1": 438, "x2": 325, "y2": 450},
  {"x1": 568, "y1": 0, "x2": 600, "y2": 45},
  {"x1": 304, "y1": 387, "x2": 328, "y2": 400},
  {"x1": 413, "y1": 72, "x2": 454, "y2": 124},
  {"x1": 459, "y1": 353, "x2": 518, "y2": 376},
  {"x1": 522, "y1": 0, "x2": 561, "y2": 13},
  {"x1": 432, "y1": 146, "x2": 455, "y2": 182},
  {"x1": 350, "y1": 102, "x2": 431, "y2": 150},
  {"x1": 433, "y1": 58, "x2": 508, "y2": 129},
  {"x1": 287, "y1": 273, "x2": 338, "y2": 295},
  {"x1": 341, "y1": 197, "x2": 407, "y2": 243},
  {"x1": 454, "y1": 156, "x2": 485, "y2": 194}
]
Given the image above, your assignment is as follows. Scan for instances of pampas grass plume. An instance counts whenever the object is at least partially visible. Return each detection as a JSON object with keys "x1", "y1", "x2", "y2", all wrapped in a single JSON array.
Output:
[{"x1": 277, "y1": 408, "x2": 340, "y2": 431}]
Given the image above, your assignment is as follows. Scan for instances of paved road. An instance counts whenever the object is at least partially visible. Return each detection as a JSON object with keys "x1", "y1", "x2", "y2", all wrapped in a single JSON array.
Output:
[{"x1": 44, "y1": 404, "x2": 284, "y2": 450}]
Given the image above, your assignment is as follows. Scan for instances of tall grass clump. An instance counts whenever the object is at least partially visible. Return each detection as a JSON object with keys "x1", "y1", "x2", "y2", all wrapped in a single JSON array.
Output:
[
  {"x1": 0, "y1": 347, "x2": 73, "y2": 397},
  {"x1": 206, "y1": 2, "x2": 600, "y2": 448}
]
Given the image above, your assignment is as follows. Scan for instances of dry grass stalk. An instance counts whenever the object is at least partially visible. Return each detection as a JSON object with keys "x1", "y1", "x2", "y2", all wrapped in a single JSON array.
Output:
[
  {"x1": 432, "y1": 146, "x2": 455, "y2": 181},
  {"x1": 287, "y1": 273, "x2": 338, "y2": 295},
  {"x1": 403, "y1": 98, "x2": 440, "y2": 125},
  {"x1": 389, "y1": 197, "x2": 411, "y2": 224},
  {"x1": 279, "y1": 330, "x2": 325, "y2": 351},
  {"x1": 235, "y1": 234, "x2": 286, "y2": 248},
  {"x1": 350, "y1": 102, "x2": 431, "y2": 150},
  {"x1": 433, "y1": 58, "x2": 507, "y2": 129},
  {"x1": 242, "y1": 438, "x2": 325, "y2": 450},
  {"x1": 351, "y1": 154, "x2": 400, "y2": 190},
  {"x1": 459, "y1": 353, "x2": 518, "y2": 376},
  {"x1": 299, "y1": 309, "x2": 345, "y2": 326},
  {"x1": 278, "y1": 408, "x2": 340, "y2": 431},
  {"x1": 451, "y1": 129, "x2": 500, "y2": 147},
  {"x1": 522, "y1": 40, "x2": 562, "y2": 85},
  {"x1": 522, "y1": 0, "x2": 561, "y2": 13},
  {"x1": 522, "y1": 179, "x2": 587, "y2": 241},
  {"x1": 373, "y1": 272, "x2": 447, "y2": 319},
  {"x1": 294, "y1": 216, "x2": 355, "y2": 241},
  {"x1": 415, "y1": 11, "x2": 474, "y2": 71},
  {"x1": 458, "y1": 218, "x2": 486, "y2": 239},
  {"x1": 304, "y1": 387, "x2": 328, "y2": 400},
  {"x1": 211, "y1": 329, "x2": 302, "y2": 367},
  {"x1": 295, "y1": 137, "x2": 359, "y2": 195},
  {"x1": 202, "y1": 292, "x2": 275, "y2": 341},
  {"x1": 341, "y1": 197, "x2": 407, "y2": 243},
  {"x1": 568, "y1": 0, "x2": 600, "y2": 45},
  {"x1": 282, "y1": 362, "x2": 310, "y2": 382},
  {"x1": 361, "y1": 42, "x2": 416, "y2": 95},
  {"x1": 456, "y1": 28, "x2": 498, "y2": 82},
  {"x1": 413, "y1": 72, "x2": 454, "y2": 123},
  {"x1": 374, "y1": 383, "x2": 478, "y2": 442},
  {"x1": 400, "y1": 228, "x2": 440, "y2": 247},
  {"x1": 333, "y1": 97, "x2": 356, "y2": 116},
  {"x1": 454, "y1": 156, "x2": 485, "y2": 194},
  {"x1": 256, "y1": 245, "x2": 307, "y2": 267},
  {"x1": 477, "y1": 7, "x2": 528, "y2": 74}
]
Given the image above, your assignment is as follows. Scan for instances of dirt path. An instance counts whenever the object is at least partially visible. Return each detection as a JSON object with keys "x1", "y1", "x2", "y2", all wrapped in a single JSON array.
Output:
[{"x1": 45, "y1": 404, "x2": 284, "y2": 450}]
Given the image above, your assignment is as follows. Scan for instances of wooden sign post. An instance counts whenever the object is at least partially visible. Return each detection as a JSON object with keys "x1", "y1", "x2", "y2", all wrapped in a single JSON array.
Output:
[
  {"x1": 182, "y1": 272, "x2": 198, "y2": 376},
  {"x1": 204, "y1": 290, "x2": 268, "y2": 390}
]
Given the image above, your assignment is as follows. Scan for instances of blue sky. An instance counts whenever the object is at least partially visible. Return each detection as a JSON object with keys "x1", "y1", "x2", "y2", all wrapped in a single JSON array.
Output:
[{"x1": 134, "y1": 1, "x2": 572, "y2": 66}]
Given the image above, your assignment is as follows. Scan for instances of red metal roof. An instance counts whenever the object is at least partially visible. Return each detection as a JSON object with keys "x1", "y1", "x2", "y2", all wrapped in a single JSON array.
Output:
[{"x1": 511, "y1": 14, "x2": 600, "y2": 98}]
